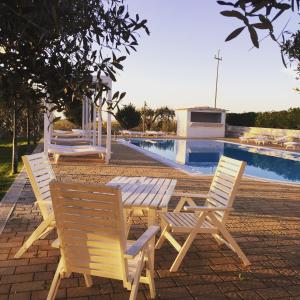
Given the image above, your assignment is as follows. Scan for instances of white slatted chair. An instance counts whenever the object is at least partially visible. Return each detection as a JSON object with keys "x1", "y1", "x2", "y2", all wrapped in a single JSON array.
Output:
[
  {"x1": 48, "y1": 181, "x2": 159, "y2": 300},
  {"x1": 156, "y1": 156, "x2": 250, "y2": 272},
  {"x1": 14, "y1": 152, "x2": 56, "y2": 258}
]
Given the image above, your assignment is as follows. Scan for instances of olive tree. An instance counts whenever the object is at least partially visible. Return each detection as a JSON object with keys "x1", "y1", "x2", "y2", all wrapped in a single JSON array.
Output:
[{"x1": 0, "y1": 0, "x2": 149, "y2": 173}]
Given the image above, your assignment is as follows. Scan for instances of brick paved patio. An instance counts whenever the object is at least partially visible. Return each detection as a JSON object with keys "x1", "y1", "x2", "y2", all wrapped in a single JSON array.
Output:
[{"x1": 1, "y1": 142, "x2": 300, "y2": 299}]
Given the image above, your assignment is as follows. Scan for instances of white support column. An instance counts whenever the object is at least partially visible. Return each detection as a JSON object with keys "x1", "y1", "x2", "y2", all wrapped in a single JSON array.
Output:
[
  {"x1": 88, "y1": 98, "x2": 92, "y2": 139},
  {"x1": 82, "y1": 98, "x2": 85, "y2": 133},
  {"x1": 43, "y1": 100, "x2": 51, "y2": 154},
  {"x1": 44, "y1": 111, "x2": 50, "y2": 154},
  {"x1": 83, "y1": 97, "x2": 86, "y2": 136},
  {"x1": 92, "y1": 96, "x2": 96, "y2": 146},
  {"x1": 106, "y1": 82, "x2": 112, "y2": 163},
  {"x1": 98, "y1": 99, "x2": 102, "y2": 147}
]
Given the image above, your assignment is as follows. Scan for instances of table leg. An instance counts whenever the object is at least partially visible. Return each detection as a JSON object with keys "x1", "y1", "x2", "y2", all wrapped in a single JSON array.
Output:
[{"x1": 148, "y1": 208, "x2": 156, "y2": 273}]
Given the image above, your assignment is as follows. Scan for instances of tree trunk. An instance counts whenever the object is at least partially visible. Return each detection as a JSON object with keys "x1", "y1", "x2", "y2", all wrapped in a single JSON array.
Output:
[{"x1": 11, "y1": 101, "x2": 18, "y2": 174}]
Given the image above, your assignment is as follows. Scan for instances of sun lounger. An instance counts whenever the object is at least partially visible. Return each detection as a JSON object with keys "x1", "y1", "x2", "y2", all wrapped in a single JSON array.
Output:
[
  {"x1": 145, "y1": 131, "x2": 166, "y2": 136},
  {"x1": 50, "y1": 137, "x2": 93, "y2": 145},
  {"x1": 120, "y1": 130, "x2": 144, "y2": 136},
  {"x1": 52, "y1": 130, "x2": 84, "y2": 138},
  {"x1": 252, "y1": 136, "x2": 271, "y2": 145},
  {"x1": 238, "y1": 135, "x2": 256, "y2": 143},
  {"x1": 271, "y1": 136, "x2": 290, "y2": 146},
  {"x1": 284, "y1": 141, "x2": 300, "y2": 150},
  {"x1": 48, "y1": 144, "x2": 107, "y2": 163}
]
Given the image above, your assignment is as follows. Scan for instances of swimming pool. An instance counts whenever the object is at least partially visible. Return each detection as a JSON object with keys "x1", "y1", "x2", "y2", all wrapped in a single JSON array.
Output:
[{"x1": 122, "y1": 138, "x2": 300, "y2": 184}]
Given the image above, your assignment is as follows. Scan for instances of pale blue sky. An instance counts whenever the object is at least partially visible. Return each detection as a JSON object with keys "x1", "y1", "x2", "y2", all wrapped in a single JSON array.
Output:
[{"x1": 114, "y1": 0, "x2": 300, "y2": 113}]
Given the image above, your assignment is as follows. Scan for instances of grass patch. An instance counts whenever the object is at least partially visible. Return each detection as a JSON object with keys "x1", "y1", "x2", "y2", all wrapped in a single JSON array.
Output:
[{"x1": 0, "y1": 139, "x2": 35, "y2": 201}]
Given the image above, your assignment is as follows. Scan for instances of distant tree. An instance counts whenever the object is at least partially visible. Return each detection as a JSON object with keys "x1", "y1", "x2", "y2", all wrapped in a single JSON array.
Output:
[
  {"x1": 140, "y1": 103, "x2": 175, "y2": 131},
  {"x1": 115, "y1": 103, "x2": 141, "y2": 129},
  {"x1": 154, "y1": 106, "x2": 175, "y2": 131}
]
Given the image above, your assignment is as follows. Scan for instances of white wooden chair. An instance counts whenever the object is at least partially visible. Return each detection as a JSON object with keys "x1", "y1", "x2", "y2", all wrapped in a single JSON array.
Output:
[
  {"x1": 48, "y1": 180, "x2": 159, "y2": 300},
  {"x1": 14, "y1": 152, "x2": 56, "y2": 258},
  {"x1": 155, "y1": 155, "x2": 250, "y2": 272}
]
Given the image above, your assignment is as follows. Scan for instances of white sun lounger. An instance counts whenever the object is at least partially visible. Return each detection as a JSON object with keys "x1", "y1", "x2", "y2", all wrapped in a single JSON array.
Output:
[
  {"x1": 272, "y1": 136, "x2": 290, "y2": 146},
  {"x1": 48, "y1": 144, "x2": 107, "y2": 163},
  {"x1": 51, "y1": 137, "x2": 93, "y2": 145},
  {"x1": 52, "y1": 130, "x2": 84, "y2": 138},
  {"x1": 252, "y1": 136, "x2": 271, "y2": 145},
  {"x1": 284, "y1": 141, "x2": 300, "y2": 150}
]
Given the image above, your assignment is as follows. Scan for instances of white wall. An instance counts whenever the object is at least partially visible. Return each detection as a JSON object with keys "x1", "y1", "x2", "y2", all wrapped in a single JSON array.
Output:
[
  {"x1": 177, "y1": 110, "x2": 226, "y2": 138},
  {"x1": 176, "y1": 110, "x2": 188, "y2": 137},
  {"x1": 186, "y1": 124, "x2": 225, "y2": 138}
]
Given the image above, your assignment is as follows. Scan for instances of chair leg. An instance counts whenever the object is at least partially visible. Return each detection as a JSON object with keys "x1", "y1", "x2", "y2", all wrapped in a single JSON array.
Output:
[
  {"x1": 170, "y1": 231, "x2": 197, "y2": 272},
  {"x1": 38, "y1": 226, "x2": 55, "y2": 240},
  {"x1": 84, "y1": 274, "x2": 93, "y2": 287},
  {"x1": 210, "y1": 214, "x2": 250, "y2": 266},
  {"x1": 54, "y1": 154, "x2": 60, "y2": 164},
  {"x1": 47, "y1": 258, "x2": 64, "y2": 300},
  {"x1": 155, "y1": 225, "x2": 169, "y2": 249},
  {"x1": 218, "y1": 226, "x2": 250, "y2": 266},
  {"x1": 212, "y1": 233, "x2": 225, "y2": 246},
  {"x1": 169, "y1": 212, "x2": 207, "y2": 272},
  {"x1": 129, "y1": 252, "x2": 145, "y2": 300},
  {"x1": 15, "y1": 219, "x2": 53, "y2": 258},
  {"x1": 145, "y1": 247, "x2": 156, "y2": 299}
]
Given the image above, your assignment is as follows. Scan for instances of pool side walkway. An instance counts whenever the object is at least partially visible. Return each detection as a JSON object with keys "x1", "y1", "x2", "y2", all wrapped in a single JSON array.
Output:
[{"x1": 1, "y1": 141, "x2": 300, "y2": 299}]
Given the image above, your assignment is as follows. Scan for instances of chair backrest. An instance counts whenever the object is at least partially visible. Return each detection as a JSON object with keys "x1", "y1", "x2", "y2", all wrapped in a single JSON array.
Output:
[
  {"x1": 205, "y1": 155, "x2": 246, "y2": 224},
  {"x1": 49, "y1": 181, "x2": 129, "y2": 285},
  {"x1": 22, "y1": 152, "x2": 56, "y2": 220}
]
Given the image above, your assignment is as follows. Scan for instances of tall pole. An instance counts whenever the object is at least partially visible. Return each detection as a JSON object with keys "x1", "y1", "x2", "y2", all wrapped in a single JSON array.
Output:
[{"x1": 214, "y1": 49, "x2": 222, "y2": 108}]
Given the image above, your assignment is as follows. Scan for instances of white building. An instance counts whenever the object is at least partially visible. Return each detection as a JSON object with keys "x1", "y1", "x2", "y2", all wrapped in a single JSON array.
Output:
[{"x1": 176, "y1": 106, "x2": 226, "y2": 138}]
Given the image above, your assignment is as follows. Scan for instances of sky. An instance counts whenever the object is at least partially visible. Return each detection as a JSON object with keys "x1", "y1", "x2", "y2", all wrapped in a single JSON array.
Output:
[{"x1": 113, "y1": 0, "x2": 300, "y2": 113}]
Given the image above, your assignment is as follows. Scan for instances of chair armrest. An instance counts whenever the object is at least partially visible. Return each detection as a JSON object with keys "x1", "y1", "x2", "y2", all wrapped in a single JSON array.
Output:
[
  {"x1": 36, "y1": 200, "x2": 52, "y2": 205},
  {"x1": 184, "y1": 206, "x2": 233, "y2": 212},
  {"x1": 173, "y1": 192, "x2": 208, "y2": 198},
  {"x1": 125, "y1": 225, "x2": 160, "y2": 259}
]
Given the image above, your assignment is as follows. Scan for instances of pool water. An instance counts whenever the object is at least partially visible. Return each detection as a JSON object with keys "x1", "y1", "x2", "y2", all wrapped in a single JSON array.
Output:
[{"x1": 125, "y1": 139, "x2": 300, "y2": 184}]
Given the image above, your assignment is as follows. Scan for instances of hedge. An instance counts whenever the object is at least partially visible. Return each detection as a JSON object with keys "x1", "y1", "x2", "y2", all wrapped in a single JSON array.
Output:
[{"x1": 226, "y1": 108, "x2": 300, "y2": 129}]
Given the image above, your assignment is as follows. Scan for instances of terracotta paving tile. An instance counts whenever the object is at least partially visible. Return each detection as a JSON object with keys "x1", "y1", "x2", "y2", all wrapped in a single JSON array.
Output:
[{"x1": 256, "y1": 287, "x2": 290, "y2": 299}]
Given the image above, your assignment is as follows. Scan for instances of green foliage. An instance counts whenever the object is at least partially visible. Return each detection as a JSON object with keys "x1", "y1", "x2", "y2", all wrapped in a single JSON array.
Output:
[
  {"x1": 0, "y1": 139, "x2": 34, "y2": 201},
  {"x1": 115, "y1": 103, "x2": 141, "y2": 129},
  {"x1": 140, "y1": 102, "x2": 175, "y2": 131},
  {"x1": 218, "y1": 1, "x2": 299, "y2": 49},
  {"x1": 53, "y1": 119, "x2": 77, "y2": 131},
  {"x1": 0, "y1": 0, "x2": 149, "y2": 112},
  {"x1": 226, "y1": 108, "x2": 300, "y2": 129},
  {"x1": 64, "y1": 99, "x2": 82, "y2": 126},
  {"x1": 226, "y1": 112, "x2": 257, "y2": 127},
  {"x1": 0, "y1": 100, "x2": 43, "y2": 140}
]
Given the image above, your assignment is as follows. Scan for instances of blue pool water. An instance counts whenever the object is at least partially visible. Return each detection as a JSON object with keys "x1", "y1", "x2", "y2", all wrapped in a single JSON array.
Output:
[{"x1": 125, "y1": 139, "x2": 300, "y2": 184}]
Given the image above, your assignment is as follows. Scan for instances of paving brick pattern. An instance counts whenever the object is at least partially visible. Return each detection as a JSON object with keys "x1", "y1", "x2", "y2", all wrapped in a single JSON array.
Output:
[{"x1": 1, "y1": 142, "x2": 300, "y2": 299}]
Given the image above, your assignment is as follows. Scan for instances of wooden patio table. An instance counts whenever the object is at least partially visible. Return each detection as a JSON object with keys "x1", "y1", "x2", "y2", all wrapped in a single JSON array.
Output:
[
  {"x1": 107, "y1": 176, "x2": 177, "y2": 226},
  {"x1": 107, "y1": 176, "x2": 177, "y2": 271}
]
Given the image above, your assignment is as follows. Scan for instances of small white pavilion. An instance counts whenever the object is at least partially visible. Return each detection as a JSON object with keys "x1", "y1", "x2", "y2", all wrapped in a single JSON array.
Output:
[
  {"x1": 176, "y1": 106, "x2": 226, "y2": 138},
  {"x1": 44, "y1": 75, "x2": 113, "y2": 163}
]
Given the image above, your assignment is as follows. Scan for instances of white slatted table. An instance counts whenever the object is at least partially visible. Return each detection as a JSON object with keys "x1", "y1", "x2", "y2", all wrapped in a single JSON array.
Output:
[
  {"x1": 107, "y1": 176, "x2": 177, "y2": 271},
  {"x1": 107, "y1": 176, "x2": 177, "y2": 226}
]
